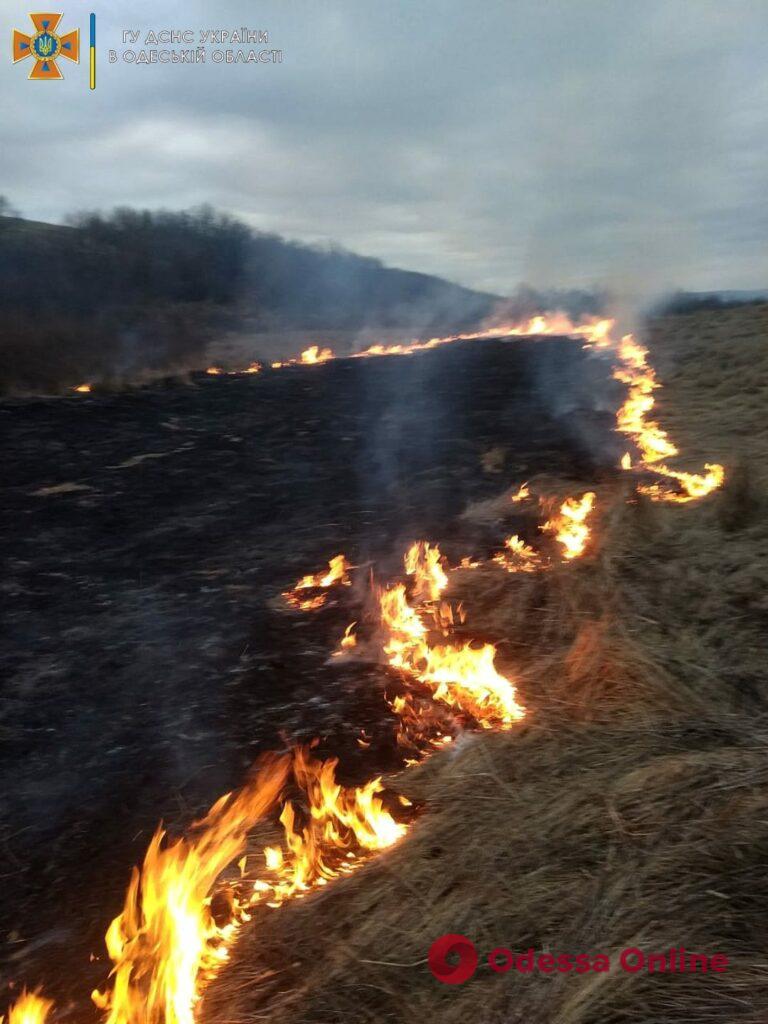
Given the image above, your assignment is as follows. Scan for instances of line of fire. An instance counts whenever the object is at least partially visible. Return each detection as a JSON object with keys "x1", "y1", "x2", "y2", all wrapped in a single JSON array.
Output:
[
  {"x1": 4, "y1": 6, "x2": 766, "y2": 1022},
  {"x1": 3, "y1": 311, "x2": 725, "y2": 1024}
]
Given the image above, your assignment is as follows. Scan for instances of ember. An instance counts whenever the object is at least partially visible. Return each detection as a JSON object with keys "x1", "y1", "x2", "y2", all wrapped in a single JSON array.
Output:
[{"x1": 493, "y1": 533, "x2": 541, "y2": 573}]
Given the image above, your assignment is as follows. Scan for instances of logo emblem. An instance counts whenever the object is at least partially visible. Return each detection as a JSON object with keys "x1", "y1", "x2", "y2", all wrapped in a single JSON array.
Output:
[
  {"x1": 13, "y1": 13, "x2": 80, "y2": 80},
  {"x1": 428, "y1": 934, "x2": 479, "y2": 985}
]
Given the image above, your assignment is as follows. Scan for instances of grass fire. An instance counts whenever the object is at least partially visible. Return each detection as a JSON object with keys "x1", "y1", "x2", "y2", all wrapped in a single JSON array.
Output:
[
  {"x1": 5, "y1": 7, "x2": 768, "y2": 1019},
  {"x1": 5, "y1": 300, "x2": 750, "y2": 1024}
]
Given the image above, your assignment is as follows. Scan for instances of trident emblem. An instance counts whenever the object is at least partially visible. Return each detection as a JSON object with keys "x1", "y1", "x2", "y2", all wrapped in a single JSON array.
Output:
[{"x1": 13, "y1": 13, "x2": 80, "y2": 80}]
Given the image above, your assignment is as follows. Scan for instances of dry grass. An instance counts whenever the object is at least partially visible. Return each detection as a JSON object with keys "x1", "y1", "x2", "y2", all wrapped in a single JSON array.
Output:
[{"x1": 205, "y1": 305, "x2": 768, "y2": 1024}]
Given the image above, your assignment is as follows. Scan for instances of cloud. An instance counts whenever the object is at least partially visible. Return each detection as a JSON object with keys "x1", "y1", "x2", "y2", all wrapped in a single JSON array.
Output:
[{"x1": 3, "y1": 0, "x2": 768, "y2": 295}]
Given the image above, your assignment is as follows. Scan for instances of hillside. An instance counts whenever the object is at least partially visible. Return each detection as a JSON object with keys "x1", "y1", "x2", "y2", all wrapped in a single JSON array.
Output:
[{"x1": 0, "y1": 208, "x2": 502, "y2": 393}]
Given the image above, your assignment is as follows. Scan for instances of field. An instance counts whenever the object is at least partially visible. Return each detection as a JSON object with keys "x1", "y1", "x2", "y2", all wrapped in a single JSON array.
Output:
[
  {"x1": 204, "y1": 304, "x2": 768, "y2": 1023},
  {"x1": 2, "y1": 335, "x2": 611, "y2": 1010},
  {"x1": 3, "y1": 304, "x2": 767, "y2": 1023}
]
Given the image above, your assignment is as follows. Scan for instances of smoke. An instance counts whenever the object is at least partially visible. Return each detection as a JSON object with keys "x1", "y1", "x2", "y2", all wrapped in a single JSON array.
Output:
[
  {"x1": 507, "y1": 3, "x2": 762, "y2": 334},
  {"x1": 0, "y1": 202, "x2": 512, "y2": 392},
  {"x1": 480, "y1": 285, "x2": 605, "y2": 331}
]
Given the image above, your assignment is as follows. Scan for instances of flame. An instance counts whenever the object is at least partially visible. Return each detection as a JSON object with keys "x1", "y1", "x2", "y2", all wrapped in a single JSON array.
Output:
[
  {"x1": 256, "y1": 748, "x2": 406, "y2": 904},
  {"x1": 258, "y1": 312, "x2": 723, "y2": 503},
  {"x1": 83, "y1": 747, "x2": 403, "y2": 1024},
  {"x1": 209, "y1": 364, "x2": 262, "y2": 377},
  {"x1": 271, "y1": 345, "x2": 335, "y2": 369},
  {"x1": 588, "y1": 331, "x2": 724, "y2": 501},
  {"x1": 379, "y1": 544, "x2": 525, "y2": 728},
  {"x1": 5, "y1": 992, "x2": 54, "y2": 1024},
  {"x1": 404, "y1": 541, "x2": 448, "y2": 602},
  {"x1": 340, "y1": 623, "x2": 357, "y2": 648},
  {"x1": 637, "y1": 463, "x2": 725, "y2": 503},
  {"x1": 92, "y1": 755, "x2": 289, "y2": 1024},
  {"x1": 74, "y1": 384, "x2": 92, "y2": 393},
  {"x1": 543, "y1": 492, "x2": 596, "y2": 561},
  {"x1": 389, "y1": 692, "x2": 453, "y2": 753},
  {"x1": 207, "y1": 312, "x2": 607, "y2": 382},
  {"x1": 300, "y1": 345, "x2": 334, "y2": 365},
  {"x1": 282, "y1": 554, "x2": 352, "y2": 611},
  {"x1": 611, "y1": 335, "x2": 679, "y2": 465},
  {"x1": 493, "y1": 534, "x2": 541, "y2": 573},
  {"x1": 8, "y1": 309, "x2": 725, "y2": 1024},
  {"x1": 332, "y1": 621, "x2": 357, "y2": 656},
  {"x1": 349, "y1": 313, "x2": 614, "y2": 360}
]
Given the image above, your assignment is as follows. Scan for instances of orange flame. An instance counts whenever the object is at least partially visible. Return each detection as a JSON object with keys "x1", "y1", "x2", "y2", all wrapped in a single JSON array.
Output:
[
  {"x1": 92, "y1": 755, "x2": 289, "y2": 1024},
  {"x1": 637, "y1": 463, "x2": 725, "y2": 503},
  {"x1": 587, "y1": 330, "x2": 724, "y2": 501},
  {"x1": 205, "y1": 367, "x2": 222, "y2": 376},
  {"x1": 255, "y1": 748, "x2": 406, "y2": 905},
  {"x1": 74, "y1": 384, "x2": 92, "y2": 393},
  {"x1": 271, "y1": 345, "x2": 335, "y2": 369},
  {"x1": 5, "y1": 991, "x2": 54, "y2": 1024},
  {"x1": 349, "y1": 314, "x2": 614, "y2": 360},
  {"x1": 388, "y1": 692, "x2": 454, "y2": 753},
  {"x1": 543, "y1": 492, "x2": 596, "y2": 561},
  {"x1": 300, "y1": 345, "x2": 334, "y2": 365},
  {"x1": 493, "y1": 534, "x2": 541, "y2": 573},
  {"x1": 211, "y1": 312, "x2": 610, "y2": 378},
  {"x1": 379, "y1": 544, "x2": 525, "y2": 728},
  {"x1": 404, "y1": 541, "x2": 448, "y2": 602},
  {"x1": 282, "y1": 554, "x2": 352, "y2": 611},
  {"x1": 90, "y1": 747, "x2": 404, "y2": 1024},
  {"x1": 331, "y1": 622, "x2": 357, "y2": 657},
  {"x1": 7, "y1": 309, "x2": 725, "y2": 1024}
]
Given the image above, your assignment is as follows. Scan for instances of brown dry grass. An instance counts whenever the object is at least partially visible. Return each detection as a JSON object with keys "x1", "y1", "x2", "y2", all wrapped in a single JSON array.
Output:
[{"x1": 204, "y1": 304, "x2": 768, "y2": 1024}]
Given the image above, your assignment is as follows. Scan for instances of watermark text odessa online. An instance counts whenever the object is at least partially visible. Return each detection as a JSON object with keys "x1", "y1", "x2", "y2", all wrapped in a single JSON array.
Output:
[{"x1": 427, "y1": 934, "x2": 730, "y2": 985}]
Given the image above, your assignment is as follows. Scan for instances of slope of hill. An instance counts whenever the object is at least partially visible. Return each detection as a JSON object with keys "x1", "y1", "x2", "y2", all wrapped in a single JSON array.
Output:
[{"x1": 0, "y1": 208, "x2": 501, "y2": 393}]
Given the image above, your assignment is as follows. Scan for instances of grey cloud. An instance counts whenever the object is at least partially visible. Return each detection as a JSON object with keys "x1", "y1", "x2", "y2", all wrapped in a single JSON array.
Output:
[{"x1": 2, "y1": 0, "x2": 767, "y2": 296}]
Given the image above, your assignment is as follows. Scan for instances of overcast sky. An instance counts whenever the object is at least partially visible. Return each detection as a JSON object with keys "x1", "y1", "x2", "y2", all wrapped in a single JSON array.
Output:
[{"x1": 3, "y1": 0, "x2": 768, "y2": 296}]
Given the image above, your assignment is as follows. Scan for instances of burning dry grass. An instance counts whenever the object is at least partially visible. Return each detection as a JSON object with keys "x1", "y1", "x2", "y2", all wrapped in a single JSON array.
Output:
[
  {"x1": 206, "y1": 494, "x2": 768, "y2": 1024},
  {"x1": 6, "y1": 306, "x2": 765, "y2": 1024},
  {"x1": 204, "y1": 307, "x2": 768, "y2": 1024},
  {"x1": 207, "y1": 716, "x2": 768, "y2": 1024}
]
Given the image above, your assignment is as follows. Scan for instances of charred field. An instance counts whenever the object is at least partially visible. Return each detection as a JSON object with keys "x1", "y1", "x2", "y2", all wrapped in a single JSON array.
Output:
[
  {"x1": 202, "y1": 306, "x2": 768, "y2": 1024},
  {"x1": 0, "y1": 336, "x2": 620, "y2": 1010}
]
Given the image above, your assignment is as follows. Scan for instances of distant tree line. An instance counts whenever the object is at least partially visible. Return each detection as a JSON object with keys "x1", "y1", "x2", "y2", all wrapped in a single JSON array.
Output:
[
  {"x1": 652, "y1": 290, "x2": 768, "y2": 316},
  {"x1": 0, "y1": 203, "x2": 255, "y2": 391},
  {"x1": 1, "y1": 204, "x2": 251, "y2": 314},
  {"x1": 0, "y1": 198, "x2": 607, "y2": 393},
  {"x1": 0, "y1": 201, "x2": 506, "y2": 392}
]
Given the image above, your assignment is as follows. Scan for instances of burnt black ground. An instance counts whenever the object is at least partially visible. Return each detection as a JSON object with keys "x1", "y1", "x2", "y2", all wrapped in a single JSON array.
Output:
[{"x1": 0, "y1": 337, "x2": 619, "y2": 1012}]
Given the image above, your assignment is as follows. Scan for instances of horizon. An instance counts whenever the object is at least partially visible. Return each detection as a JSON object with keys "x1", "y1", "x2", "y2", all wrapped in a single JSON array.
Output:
[{"x1": 6, "y1": 207, "x2": 768, "y2": 307}]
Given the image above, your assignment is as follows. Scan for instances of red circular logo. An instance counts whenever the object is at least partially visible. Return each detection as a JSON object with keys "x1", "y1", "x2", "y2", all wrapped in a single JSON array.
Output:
[{"x1": 428, "y1": 933, "x2": 478, "y2": 985}]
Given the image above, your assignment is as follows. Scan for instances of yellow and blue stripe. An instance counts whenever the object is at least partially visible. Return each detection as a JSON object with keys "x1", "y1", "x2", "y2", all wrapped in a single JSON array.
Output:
[{"x1": 89, "y1": 13, "x2": 96, "y2": 90}]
